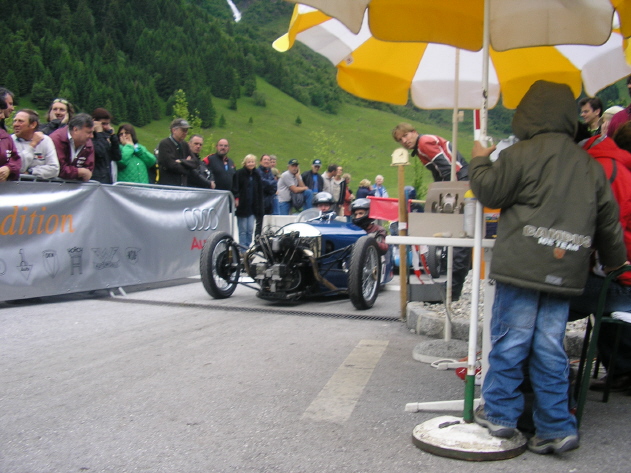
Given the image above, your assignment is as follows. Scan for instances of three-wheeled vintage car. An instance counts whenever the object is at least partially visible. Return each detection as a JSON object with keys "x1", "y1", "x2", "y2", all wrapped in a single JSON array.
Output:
[{"x1": 200, "y1": 212, "x2": 393, "y2": 310}]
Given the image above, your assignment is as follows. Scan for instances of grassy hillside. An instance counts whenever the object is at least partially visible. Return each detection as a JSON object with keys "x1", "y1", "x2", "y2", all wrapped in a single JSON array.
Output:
[{"x1": 134, "y1": 78, "x2": 477, "y2": 195}]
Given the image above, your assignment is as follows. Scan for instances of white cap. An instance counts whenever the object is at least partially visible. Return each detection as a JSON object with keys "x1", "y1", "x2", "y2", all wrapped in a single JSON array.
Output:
[{"x1": 603, "y1": 105, "x2": 624, "y2": 117}]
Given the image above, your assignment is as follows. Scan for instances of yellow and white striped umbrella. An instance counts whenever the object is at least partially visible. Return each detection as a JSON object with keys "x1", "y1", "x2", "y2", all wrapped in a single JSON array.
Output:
[
  {"x1": 281, "y1": 0, "x2": 631, "y2": 51},
  {"x1": 274, "y1": 5, "x2": 631, "y2": 109}
]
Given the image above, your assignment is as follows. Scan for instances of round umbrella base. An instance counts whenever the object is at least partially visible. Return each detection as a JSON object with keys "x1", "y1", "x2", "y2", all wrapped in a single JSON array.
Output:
[{"x1": 412, "y1": 415, "x2": 527, "y2": 461}]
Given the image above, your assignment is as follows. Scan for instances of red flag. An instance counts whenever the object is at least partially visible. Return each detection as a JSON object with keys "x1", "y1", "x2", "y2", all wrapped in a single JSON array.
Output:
[{"x1": 367, "y1": 196, "x2": 399, "y2": 221}]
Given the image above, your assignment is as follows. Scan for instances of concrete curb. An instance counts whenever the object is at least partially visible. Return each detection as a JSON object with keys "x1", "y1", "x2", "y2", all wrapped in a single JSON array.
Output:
[{"x1": 406, "y1": 303, "x2": 586, "y2": 359}]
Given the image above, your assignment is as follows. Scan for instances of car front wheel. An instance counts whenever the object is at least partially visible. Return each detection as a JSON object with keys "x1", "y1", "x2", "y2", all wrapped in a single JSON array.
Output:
[
  {"x1": 348, "y1": 235, "x2": 381, "y2": 310},
  {"x1": 200, "y1": 231, "x2": 241, "y2": 299}
]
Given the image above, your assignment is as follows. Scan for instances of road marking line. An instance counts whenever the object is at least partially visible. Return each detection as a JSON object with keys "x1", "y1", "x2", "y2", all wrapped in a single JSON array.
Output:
[{"x1": 302, "y1": 339, "x2": 389, "y2": 424}]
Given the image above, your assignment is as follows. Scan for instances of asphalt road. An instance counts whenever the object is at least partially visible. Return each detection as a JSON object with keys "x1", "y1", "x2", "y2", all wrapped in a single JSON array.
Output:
[{"x1": 1, "y1": 278, "x2": 629, "y2": 472}]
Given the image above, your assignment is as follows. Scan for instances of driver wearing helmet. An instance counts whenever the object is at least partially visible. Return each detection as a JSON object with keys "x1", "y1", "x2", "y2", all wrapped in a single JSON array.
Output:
[
  {"x1": 313, "y1": 192, "x2": 337, "y2": 219},
  {"x1": 351, "y1": 198, "x2": 389, "y2": 255}
]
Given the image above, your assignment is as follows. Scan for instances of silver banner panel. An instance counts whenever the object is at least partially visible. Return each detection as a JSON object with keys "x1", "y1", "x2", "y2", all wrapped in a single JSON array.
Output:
[{"x1": 0, "y1": 181, "x2": 232, "y2": 301}]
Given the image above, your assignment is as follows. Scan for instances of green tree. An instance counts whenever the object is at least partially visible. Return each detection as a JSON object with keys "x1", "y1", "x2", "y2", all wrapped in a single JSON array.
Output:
[
  {"x1": 309, "y1": 128, "x2": 347, "y2": 168},
  {"x1": 4, "y1": 70, "x2": 19, "y2": 101},
  {"x1": 243, "y1": 75, "x2": 256, "y2": 97},
  {"x1": 228, "y1": 91, "x2": 238, "y2": 111},
  {"x1": 172, "y1": 89, "x2": 190, "y2": 120},
  {"x1": 295, "y1": 116, "x2": 302, "y2": 126},
  {"x1": 248, "y1": 116, "x2": 253, "y2": 125},
  {"x1": 252, "y1": 91, "x2": 266, "y2": 107},
  {"x1": 218, "y1": 114, "x2": 226, "y2": 128},
  {"x1": 31, "y1": 81, "x2": 55, "y2": 108},
  {"x1": 171, "y1": 89, "x2": 201, "y2": 129},
  {"x1": 195, "y1": 89, "x2": 216, "y2": 128}
]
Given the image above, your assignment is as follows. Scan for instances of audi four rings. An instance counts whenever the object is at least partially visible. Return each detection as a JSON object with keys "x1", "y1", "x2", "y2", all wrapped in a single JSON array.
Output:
[{"x1": 183, "y1": 208, "x2": 219, "y2": 231}]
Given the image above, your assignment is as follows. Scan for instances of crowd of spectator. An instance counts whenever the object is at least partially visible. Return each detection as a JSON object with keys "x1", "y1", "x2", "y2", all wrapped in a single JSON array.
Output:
[{"x1": 0, "y1": 86, "x2": 394, "y2": 253}]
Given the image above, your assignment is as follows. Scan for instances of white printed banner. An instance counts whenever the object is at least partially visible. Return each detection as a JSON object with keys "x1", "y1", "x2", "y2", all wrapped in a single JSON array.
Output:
[{"x1": 0, "y1": 182, "x2": 232, "y2": 301}]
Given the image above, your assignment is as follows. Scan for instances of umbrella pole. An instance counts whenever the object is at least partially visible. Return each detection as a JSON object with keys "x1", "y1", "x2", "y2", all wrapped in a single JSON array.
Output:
[
  {"x1": 443, "y1": 48, "x2": 461, "y2": 340},
  {"x1": 398, "y1": 164, "x2": 408, "y2": 320},
  {"x1": 412, "y1": 1, "x2": 526, "y2": 459}
]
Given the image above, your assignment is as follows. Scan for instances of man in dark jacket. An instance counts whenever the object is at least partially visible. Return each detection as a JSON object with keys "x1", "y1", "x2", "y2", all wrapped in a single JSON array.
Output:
[
  {"x1": 90, "y1": 108, "x2": 121, "y2": 184},
  {"x1": 186, "y1": 134, "x2": 215, "y2": 189},
  {"x1": 203, "y1": 138, "x2": 236, "y2": 194},
  {"x1": 470, "y1": 80, "x2": 626, "y2": 454},
  {"x1": 255, "y1": 154, "x2": 277, "y2": 237},
  {"x1": 301, "y1": 159, "x2": 324, "y2": 194},
  {"x1": 156, "y1": 118, "x2": 193, "y2": 187}
]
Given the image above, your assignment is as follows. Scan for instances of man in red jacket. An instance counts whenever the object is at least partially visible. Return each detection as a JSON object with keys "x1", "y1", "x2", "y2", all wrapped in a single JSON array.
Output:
[
  {"x1": 50, "y1": 113, "x2": 95, "y2": 182},
  {"x1": 571, "y1": 123, "x2": 631, "y2": 392}
]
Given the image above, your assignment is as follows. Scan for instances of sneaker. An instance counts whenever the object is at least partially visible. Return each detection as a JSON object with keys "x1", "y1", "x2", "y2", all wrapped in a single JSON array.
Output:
[
  {"x1": 473, "y1": 406, "x2": 516, "y2": 438},
  {"x1": 527, "y1": 434, "x2": 580, "y2": 454}
]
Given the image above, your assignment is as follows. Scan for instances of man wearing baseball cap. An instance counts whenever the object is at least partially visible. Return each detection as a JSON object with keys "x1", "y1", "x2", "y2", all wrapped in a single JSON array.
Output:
[
  {"x1": 301, "y1": 158, "x2": 324, "y2": 195},
  {"x1": 156, "y1": 118, "x2": 194, "y2": 186},
  {"x1": 277, "y1": 159, "x2": 313, "y2": 215}
]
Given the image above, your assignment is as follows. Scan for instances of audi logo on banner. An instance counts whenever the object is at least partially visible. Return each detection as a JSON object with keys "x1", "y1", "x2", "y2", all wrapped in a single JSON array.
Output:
[{"x1": 183, "y1": 208, "x2": 219, "y2": 231}]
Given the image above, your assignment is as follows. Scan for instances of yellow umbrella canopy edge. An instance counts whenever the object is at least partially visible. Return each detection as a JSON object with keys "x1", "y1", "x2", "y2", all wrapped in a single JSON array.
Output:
[
  {"x1": 490, "y1": 47, "x2": 583, "y2": 109},
  {"x1": 337, "y1": 39, "x2": 428, "y2": 106},
  {"x1": 273, "y1": 6, "x2": 332, "y2": 52},
  {"x1": 613, "y1": 0, "x2": 631, "y2": 38},
  {"x1": 368, "y1": 0, "x2": 484, "y2": 51},
  {"x1": 282, "y1": 0, "x2": 369, "y2": 35},
  {"x1": 285, "y1": 0, "x2": 631, "y2": 49}
]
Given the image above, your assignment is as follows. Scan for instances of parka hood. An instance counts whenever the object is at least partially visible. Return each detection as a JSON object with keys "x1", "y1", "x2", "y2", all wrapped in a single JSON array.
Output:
[{"x1": 511, "y1": 80, "x2": 578, "y2": 141}]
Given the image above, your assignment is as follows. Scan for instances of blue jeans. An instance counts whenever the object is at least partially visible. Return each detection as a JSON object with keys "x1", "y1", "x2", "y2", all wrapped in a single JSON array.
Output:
[
  {"x1": 278, "y1": 201, "x2": 292, "y2": 215},
  {"x1": 272, "y1": 196, "x2": 280, "y2": 215},
  {"x1": 482, "y1": 282, "x2": 577, "y2": 439},
  {"x1": 278, "y1": 190, "x2": 313, "y2": 215},
  {"x1": 237, "y1": 215, "x2": 255, "y2": 249},
  {"x1": 302, "y1": 189, "x2": 313, "y2": 209}
]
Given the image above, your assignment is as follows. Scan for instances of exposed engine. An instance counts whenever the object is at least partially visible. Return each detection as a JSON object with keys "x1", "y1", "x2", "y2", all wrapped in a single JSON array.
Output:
[{"x1": 244, "y1": 229, "x2": 321, "y2": 298}]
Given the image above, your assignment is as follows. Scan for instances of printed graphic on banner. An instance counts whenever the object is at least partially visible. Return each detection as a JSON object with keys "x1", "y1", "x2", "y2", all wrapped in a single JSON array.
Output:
[
  {"x1": 42, "y1": 250, "x2": 59, "y2": 278},
  {"x1": 68, "y1": 247, "x2": 83, "y2": 275},
  {"x1": 17, "y1": 249, "x2": 33, "y2": 281},
  {"x1": 183, "y1": 207, "x2": 219, "y2": 231},
  {"x1": 92, "y1": 247, "x2": 120, "y2": 270},
  {"x1": 125, "y1": 247, "x2": 141, "y2": 264},
  {"x1": 0, "y1": 259, "x2": 6, "y2": 276}
]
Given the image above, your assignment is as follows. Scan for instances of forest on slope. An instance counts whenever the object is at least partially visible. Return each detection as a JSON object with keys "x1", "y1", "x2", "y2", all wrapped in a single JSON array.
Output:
[{"x1": 1, "y1": 0, "x2": 626, "y2": 136}]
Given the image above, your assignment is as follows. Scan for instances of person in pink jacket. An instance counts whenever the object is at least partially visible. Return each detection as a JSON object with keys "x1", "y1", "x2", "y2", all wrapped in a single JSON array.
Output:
[{"x1": 0, "y1": 96, "x2": 21, "y2": 182}]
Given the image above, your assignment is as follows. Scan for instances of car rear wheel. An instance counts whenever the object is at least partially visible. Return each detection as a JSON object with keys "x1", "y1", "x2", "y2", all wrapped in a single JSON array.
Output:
[
  {"x1": 348, "y1": 235, "x2": 381, "y2": 310},
  {"x1": 201, "y1": 231, "x2": 241, "y2": 299}
]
